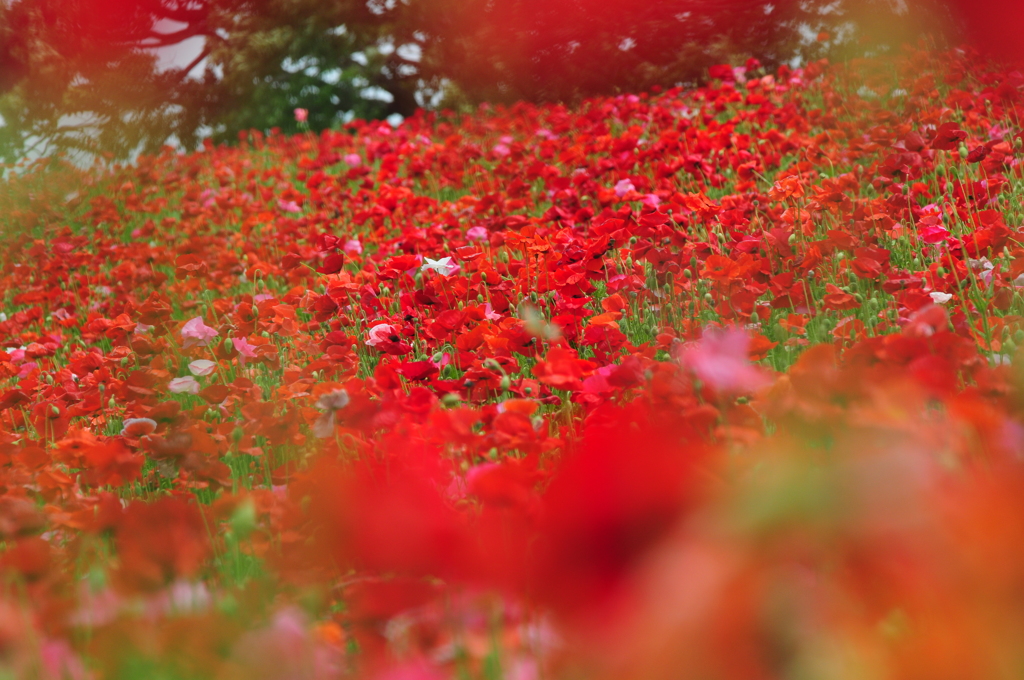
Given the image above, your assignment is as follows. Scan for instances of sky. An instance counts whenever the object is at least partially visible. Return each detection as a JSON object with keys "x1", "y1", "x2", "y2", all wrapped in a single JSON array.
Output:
[{"x1": 152, "y1": 19, "x2": 208, "y2": 76}]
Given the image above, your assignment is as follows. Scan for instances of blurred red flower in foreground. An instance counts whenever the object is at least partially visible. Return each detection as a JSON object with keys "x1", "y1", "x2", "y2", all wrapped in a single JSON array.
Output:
[{"x1": 115, "y1": 497, "x2": 211, "y2": 591}]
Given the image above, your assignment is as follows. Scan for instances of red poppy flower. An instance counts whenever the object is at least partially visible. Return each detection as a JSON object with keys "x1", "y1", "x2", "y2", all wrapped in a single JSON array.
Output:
[{"x1": 931, "y1": 122, "x2": 968, "y2": 151}]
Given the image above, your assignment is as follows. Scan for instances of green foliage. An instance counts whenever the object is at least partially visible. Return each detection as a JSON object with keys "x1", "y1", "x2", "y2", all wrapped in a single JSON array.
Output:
[{"x1": 198, "y1": 1, "x2": 406, "y2": 145}]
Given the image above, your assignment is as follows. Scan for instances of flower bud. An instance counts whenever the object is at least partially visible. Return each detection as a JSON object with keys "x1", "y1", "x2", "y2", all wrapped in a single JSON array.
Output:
[{"x1": 230, "y1": 498, "x2": 258, "y2": 539}]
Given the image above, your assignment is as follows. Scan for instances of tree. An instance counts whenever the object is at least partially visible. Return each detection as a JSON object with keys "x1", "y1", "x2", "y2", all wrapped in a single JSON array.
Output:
[
  {"x1": 0, "y1": 0, "x2": 417, "y2": 163},
  {"x1": 401, "y1": 0, "x2": 955, "y2": 106},
  {"x1": 0, "y1": 0, "x2": 971, "y2": 164}
]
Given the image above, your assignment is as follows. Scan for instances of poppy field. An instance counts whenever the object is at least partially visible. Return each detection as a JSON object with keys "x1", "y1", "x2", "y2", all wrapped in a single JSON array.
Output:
[{"x1": 4, "y1": 45, "x2": 1024, "y2": 679}]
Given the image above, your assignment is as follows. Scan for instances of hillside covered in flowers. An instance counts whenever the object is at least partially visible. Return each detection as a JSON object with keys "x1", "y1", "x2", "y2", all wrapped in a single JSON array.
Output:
[{"x1": 2, "y1": 45, "x2": 1024, "y2": 679}]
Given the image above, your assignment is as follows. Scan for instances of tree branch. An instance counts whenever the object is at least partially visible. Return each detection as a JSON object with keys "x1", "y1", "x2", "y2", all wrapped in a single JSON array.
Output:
[
  {"x1": 141, "y1": 26, "x2": 202, "y2": 45},
  {"x1": 176, "y1": 44, "x2": 212, "y2": 81}
]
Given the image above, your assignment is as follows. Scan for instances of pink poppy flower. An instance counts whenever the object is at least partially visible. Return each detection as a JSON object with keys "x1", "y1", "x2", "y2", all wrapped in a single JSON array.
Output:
[
  {"x1": 40, "y1": 640, "x2": 88, "y2": 680},
  {"x1": 365, "y1": 323, "x2": 398, "y2": 347},
  {"x1": 483, "y1": 303, "x2": 502, "y2": 321},
  {"x1": 313, "y1": 389, "x2": 350, "y2": 438},
  {"x1": 294, "y1": 108, "x2": 308, "y2": 123},
  {"x1": 181, "y1": 317, "x2": 219, "y2": 349},
  {"x1": 466, "y1": 226, "x2": 489, "y2": 241},
  {"x1": 169, "y1": 376, "x2": 201, "y2": 394},
  {"x1": 120, "y1": 418, "x2": 158, "y2": 438},
  {"x1": 232, "y1": 336, "x2": 258, "y2": 366},
  {"x1": 675, "y1": 327, "x2": 770, "y2": 395},
  {"x1": 918, "y1": 223, "x2": 950, "y2": 244},
  {"x1": 188, "y1": 359, "x2": 217, "y2": 376},
  {"x1": 615, "y1": 179, "x2": 636, "y2": 197}
]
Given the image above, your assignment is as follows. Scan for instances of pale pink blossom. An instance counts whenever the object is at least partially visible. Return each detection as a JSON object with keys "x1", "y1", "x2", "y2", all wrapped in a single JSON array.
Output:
[
  {"x1": 199, "y1": 188, "x2": 219, "y2": 209},
  {"x1": 69, "y1": 584, "x2": 121, "y2": 628},
  {"x1": 140, "y1": 581, "x2": 213, "y2": 618},
  {"x1": 445, "y1": 474, "x2": 468, "y2": 502},
  {"x1": 294, "y1": 108, "x2": 308, "y2": 123},
  {"x1": 988, "y1": 123, "x2": 1013, "y2": 141},
  {"x1": 278, "y1": 200, "x2": 302, "y2": 213},
  {"x1": 181, "y1": 317, "x2": 219, "y2": 348},
  {"x1": 120, "y1": 418, "x2": 158, "y2": 438},
  {"x1": 169, "y1": 376, "x2": 201, "y2": 394},
  {"x1": 615, "y1": 179, "x2": 636, "y2": 197},
  {"x1": 188, "y1": 359, "x2": 217, "y2": 376},
  {"x1": 344, "y1": 153, "x2": 362, "y2": 167},
  {"x1": 313, "y1": 389, "x2": 350, "y2": 438},
  {"x1": 343, "y1": 239, "x2": 363, "y2": 254},
  {"x1": 316, "y1": 389, "x2": 350, "y2": 411},
  {"x1": 675, "y1": 327, "x2": 771, "y2": 395},
  {"x1": 504, "y1": 657, "x2": 541, "y2": 680},
  {"x1": 227, "y1": 607, "x2": 342, "y2": 680}
]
